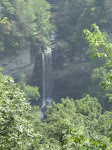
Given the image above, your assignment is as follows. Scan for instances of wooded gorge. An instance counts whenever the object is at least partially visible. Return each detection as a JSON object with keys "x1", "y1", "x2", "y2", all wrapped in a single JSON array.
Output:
[{"x1": 0, "y1": 0, "x2": 112, "y2": 149}]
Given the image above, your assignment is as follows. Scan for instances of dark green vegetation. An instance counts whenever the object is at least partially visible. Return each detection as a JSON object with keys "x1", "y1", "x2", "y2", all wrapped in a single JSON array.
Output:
[
  {"x1": 55, "y1": 0, "x2": 112, "y2": 52},
  {"x1": 1, "y1": 0, "x2": 112, "y2": 149},
  {"x1": 0, "y1": 0, "x2": 53, "y2": 54}
]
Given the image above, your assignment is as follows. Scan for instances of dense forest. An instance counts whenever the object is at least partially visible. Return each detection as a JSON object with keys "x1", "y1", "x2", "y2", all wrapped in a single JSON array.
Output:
[
  {"x1": 0, "y1": 0, "x2": 112, "y2": 149},
  {"x1": 0, "y1": 0, "x2": 53, "y2": 54}
]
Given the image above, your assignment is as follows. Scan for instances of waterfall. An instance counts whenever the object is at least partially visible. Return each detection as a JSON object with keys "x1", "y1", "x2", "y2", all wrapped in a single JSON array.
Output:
[
  {"x1": 41, "y1": 47, "x2": 53, "y2": 109},
  {"x1": 40, "y1": 32, "x2": 58, "y2": 118}
]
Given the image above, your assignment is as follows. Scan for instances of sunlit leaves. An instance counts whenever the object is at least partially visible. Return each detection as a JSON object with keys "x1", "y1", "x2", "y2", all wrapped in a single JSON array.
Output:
[
  {"x1": 0, "y1": 68, "x2": 34, "y2": 149},
  {"x1": 83, "y1": 24, "x2": 109, "y2": 59},
  {"x1": 83, "y1": 24, "x2": 112, "y2": 93},
  {"x1": 24, "y1": 85, "x2": 40, "y2": 102},
  {"x1": 39, "y1": 96, "x2": 112, "y2": 149}
]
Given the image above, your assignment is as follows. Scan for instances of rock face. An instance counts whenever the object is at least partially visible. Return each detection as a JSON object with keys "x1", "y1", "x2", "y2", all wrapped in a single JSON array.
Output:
[
  {"x1": 0, "y1": 47, "x2": 35, "y2": 78},
  {"x1": 53, "y1": 42, "x2": 91, "y2": 101}
]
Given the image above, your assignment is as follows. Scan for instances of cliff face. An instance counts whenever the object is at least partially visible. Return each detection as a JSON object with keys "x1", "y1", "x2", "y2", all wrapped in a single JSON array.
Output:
[
  {"x1": 52, "y1": 40, "x2": 91, "y2": 101},
  {"x1": 0, "y1": 47, "x2": 35, "y2": 79}
]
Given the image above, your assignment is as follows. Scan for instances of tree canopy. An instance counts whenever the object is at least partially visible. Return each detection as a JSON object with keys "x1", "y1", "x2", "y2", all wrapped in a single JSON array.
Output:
[
  {"x1": 0, "y1": 68, "x2": 35, "y2": 149},
  {"x1": 83, "y1": 24, "x2": 112, "y2": 106},
  {"x1": 38, "y1": 96, "x2": 112, "y2": 149},
  {"x1": 0, "y1": 0, "x2": 53, "y2": 54}
]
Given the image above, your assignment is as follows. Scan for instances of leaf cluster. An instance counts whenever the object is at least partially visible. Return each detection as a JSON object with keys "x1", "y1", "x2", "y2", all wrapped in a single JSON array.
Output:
[
  {"x1": 83, "y1": 24, "x2": 112, "y2": 104},
  {"x1": 0, "y1": 68, "x2": 35, "y2": 149}
]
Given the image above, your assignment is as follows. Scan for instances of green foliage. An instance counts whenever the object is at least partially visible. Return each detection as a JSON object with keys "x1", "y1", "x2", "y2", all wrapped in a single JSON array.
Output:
[
  {"x1": 38, "y1": 96, "x2": 112, "y2": 149},
  {"x1": 28, "y1": 105, "x2": 43, "y2": 150},
  {"x1": 0, "y1": 68, "x2": 35, "y2": 149},
  {"x1": 83, "y1": 24, "x2": 112, "y2": 61},
  {"x1": 14, "y1": 74, "x2": 40, "y2": 104},
  {"x1": 55, "y1": 0, "x2": 109, "y2": 53},
  {"x1": 75, "y1": 95, "x2": 102, "y2": 118},
  {"x1": 24, "y1": 85, "x2": 40, "y2": 102},
  {"x1": 83, "y1": 23, "x2": 112, "y2": 144},
  {"x1": 0, "y1": 0, "x2": 53, "y2": 54},
  {"x1": 83, "y1": 24, "x2": 112, "y2": 105},
  {"x1": 86, "y1": 67, "x2": 112, "y2": 111}
]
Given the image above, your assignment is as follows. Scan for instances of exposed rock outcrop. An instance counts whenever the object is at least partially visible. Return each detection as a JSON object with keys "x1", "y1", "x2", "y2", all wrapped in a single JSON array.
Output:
[
  {"x1": 0, "y1": 47, "x2": 35, "y2": 79},
  {"x1": 53, "y1": 49, "x2": 91, "y2": 100},
  {"x1": 51, "y1": 33, "x2": 91, "y2": 101}
]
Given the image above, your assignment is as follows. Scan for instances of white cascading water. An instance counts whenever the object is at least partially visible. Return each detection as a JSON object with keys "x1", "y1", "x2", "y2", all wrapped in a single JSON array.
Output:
[
  {"x1": 41, "y1": 47, "x2": 53, "y2": 110},
  {"x1": 40, "y1": 32, "x2": 57, "y2": 118}
]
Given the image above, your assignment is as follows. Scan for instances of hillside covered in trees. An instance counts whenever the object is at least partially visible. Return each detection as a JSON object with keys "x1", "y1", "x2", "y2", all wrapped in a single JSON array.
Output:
[
  {"x1": 0, "y1": 0, "x2": 112, "y2": 149},
  {"x1": 0, "y1": 0, "x2": 52, "y2": 53}
]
